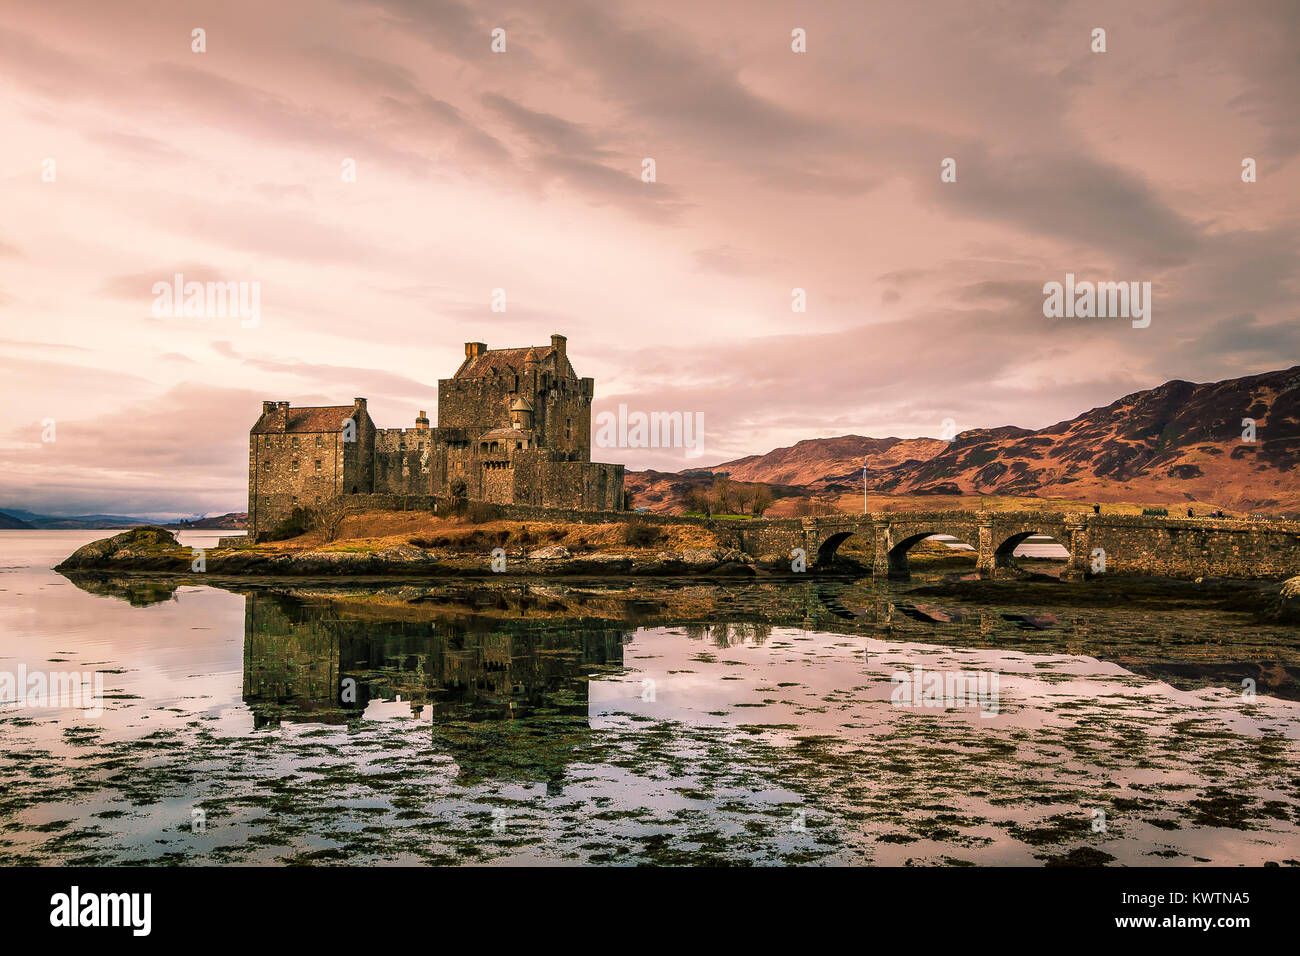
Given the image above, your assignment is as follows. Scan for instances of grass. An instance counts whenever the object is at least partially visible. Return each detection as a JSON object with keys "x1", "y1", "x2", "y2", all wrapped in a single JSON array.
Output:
[{"x1": 262, "y1": 509, "x2": 720, "y2": 555}]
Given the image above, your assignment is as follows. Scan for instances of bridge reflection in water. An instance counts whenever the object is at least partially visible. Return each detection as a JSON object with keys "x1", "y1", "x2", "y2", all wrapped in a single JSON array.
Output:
[{"x1": 237, "y1": 579, "x2": 1300, "y2": 775}]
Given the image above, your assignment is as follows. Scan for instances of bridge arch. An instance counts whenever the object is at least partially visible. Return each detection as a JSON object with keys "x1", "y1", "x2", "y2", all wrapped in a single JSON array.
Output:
[
  {"x1": 883, "y1": 529, "x2": 979, "y2": 578},
  {"x1": 816, "y1": 530, "x2": 860, "y2": 565},
  {"x1": 991, "y1": 522, "x2": 1079, "y2": 579}
]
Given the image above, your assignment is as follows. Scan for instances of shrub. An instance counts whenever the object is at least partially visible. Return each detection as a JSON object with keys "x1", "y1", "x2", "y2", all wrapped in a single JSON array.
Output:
[
  {"x1": 623, "y1": 517, "x2": 661, "y2": 547},
  {"x1": 267, "y1": 507, "x2": 315, "y2": 541}
]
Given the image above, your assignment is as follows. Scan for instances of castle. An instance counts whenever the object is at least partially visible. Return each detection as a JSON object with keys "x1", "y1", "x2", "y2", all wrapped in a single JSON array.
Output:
[{"x1": 247, "y1": 334, "x2": 624, "y2": 539}]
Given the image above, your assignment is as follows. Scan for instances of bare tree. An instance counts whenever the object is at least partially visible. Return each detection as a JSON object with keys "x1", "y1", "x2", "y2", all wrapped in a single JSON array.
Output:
[
  {"x1": 684, "y1": 488, "x2": 712, "y2": 516},
  {"x1": 711, "y1": 476, "x2": 734, "y2": 515},
  {"x1": 312, "y1": 497, "x2": 360, "y2": 542},
  {"x1": 751, "y1": 485, "x2": 774, "y2": 517}
]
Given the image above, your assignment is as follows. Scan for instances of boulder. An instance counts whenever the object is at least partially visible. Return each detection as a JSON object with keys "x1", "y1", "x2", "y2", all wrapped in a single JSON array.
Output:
[
  {"x1": 529, "y1": 545, "x2": 572, "y2": 560},
  {"x1": 679, "y1": 547, "x2": 723, "y2": 569},
  {"x1": 56, "y1": 526, "x2": 180, "y2": 569},
  {"x1": 1266, "y1": 576, "x2": 1300, "y2": 623}
]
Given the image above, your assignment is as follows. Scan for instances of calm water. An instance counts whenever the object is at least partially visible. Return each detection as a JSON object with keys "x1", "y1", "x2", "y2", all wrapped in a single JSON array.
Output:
[{"x1": 2, "y1": 529, "x2": 1299, "y2": 866}]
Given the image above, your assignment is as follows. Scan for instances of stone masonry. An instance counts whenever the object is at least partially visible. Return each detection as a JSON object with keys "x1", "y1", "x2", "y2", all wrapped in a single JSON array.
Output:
[
  {"x1": 247, "y1": 334, "x2": 623, "y2": 539},
  {"x1": 731, "y1": 510, "x2": 1300, "y2": 580}
]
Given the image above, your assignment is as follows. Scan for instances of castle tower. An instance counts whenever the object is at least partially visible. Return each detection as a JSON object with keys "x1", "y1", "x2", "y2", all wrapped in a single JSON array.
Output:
[{"x1": 510, "y1": 397, "x2": 534, "y2": 431}]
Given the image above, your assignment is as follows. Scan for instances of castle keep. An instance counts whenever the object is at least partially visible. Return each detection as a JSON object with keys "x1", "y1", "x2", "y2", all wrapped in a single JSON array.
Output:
[{"x1": 247, "y1": 334, "x2": 624, "y2": 539}]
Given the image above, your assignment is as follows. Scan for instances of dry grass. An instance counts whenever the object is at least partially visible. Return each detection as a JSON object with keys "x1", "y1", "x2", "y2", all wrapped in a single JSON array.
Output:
[{"x1": 261, "y1": 509, "x2": 720, "y2": 554}]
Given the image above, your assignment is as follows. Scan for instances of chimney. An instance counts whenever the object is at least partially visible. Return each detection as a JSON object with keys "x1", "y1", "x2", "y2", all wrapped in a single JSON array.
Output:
[
  {"x1": 266, "y1": 402, "x2": 288, "y2": 432},
  {"x1": 353, "y1": 397, "x2": 367, "y2": 413},
  {"x1": 465, "y1": 342, "x2": 486, "y2": 359},
  {"x1": 415, "y1": 410, "x2": 429, "y2": 430},
  {"x1": 550, "y1": 333, "x2": 566, "y2": 363}
]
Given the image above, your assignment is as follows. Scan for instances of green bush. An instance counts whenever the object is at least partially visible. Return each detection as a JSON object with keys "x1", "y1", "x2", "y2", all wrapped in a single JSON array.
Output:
[{"x1": 267, "y1": 506, "x2": 315, "y2": 541}]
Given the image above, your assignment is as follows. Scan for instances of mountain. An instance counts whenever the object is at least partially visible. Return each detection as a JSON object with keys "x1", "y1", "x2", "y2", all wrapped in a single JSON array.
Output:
[
  {"x1": 717, "y1": 436, "x2": 947, "y2": 485},
  {"x1": 164, "y1": 513, "x2": 247, "y2": 530},
  {"x1": 869, "y1": 367, "x2": 1300, "y2": 510},
  {"x1": 627, "y1": 366, "x2": 1300, "y2": 514},
  {"x1": 0, "y1": 510, "x2": 247, "y2": 530},
  {"x1": 0, "y1": 511, "x2": 35, "y2": 529},
  {"x1": 7, "y1": 513, "x2": 155, "y2": 529}
]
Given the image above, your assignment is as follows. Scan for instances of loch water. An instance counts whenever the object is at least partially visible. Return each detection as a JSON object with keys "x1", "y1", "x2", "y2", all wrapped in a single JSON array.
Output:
[{"x1": 2, "y1": 530, "x2": 1299, "y2": 866}]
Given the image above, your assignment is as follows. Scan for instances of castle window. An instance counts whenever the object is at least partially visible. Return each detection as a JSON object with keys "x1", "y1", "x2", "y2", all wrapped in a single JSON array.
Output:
[
  {"x1": 566, "y1": 419, "x2": 572, "y2": 440},
  {"x1": 314, "y1": 460, "x2": 322, "y2": 473},
  {"x1": 291, "y1": 436, "x2": 299, "y2": 447},
  {"x1": 263, "y1": 461, "x2": 271, "y2": 472},
  {"x1": 516, "y1": 442, "x2": 522, "y2": 450},
  {"x1": 291, "y1": 459, "x2": 299, "y2": 472}
]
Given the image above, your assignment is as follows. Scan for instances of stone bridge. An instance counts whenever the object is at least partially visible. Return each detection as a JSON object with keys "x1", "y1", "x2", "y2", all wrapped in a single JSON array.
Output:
[{"x1": 725, "y1": 510, "x2": 1300, "y2": 581}]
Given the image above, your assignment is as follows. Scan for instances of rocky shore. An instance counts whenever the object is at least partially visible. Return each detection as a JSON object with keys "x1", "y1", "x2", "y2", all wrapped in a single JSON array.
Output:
[{"x1": 54, "y1": 526, "x2": 802, "y2": 578}]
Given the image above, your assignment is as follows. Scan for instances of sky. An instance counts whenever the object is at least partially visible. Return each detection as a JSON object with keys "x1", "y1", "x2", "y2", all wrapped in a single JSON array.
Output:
[{"x1": 1, "y1": 0, "x2": 1297, "y2": 517}]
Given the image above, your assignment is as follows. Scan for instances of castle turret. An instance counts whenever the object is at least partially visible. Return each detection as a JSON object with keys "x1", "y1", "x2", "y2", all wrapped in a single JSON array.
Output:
[{"x1": 510, "y1": 397, "x2": 534, "y2": 431}]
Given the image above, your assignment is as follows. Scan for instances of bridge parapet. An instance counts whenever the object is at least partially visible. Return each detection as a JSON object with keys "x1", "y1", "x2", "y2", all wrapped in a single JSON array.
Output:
[{"x1": 711, "y1": 509, "x2": 1300, "y2": 581}]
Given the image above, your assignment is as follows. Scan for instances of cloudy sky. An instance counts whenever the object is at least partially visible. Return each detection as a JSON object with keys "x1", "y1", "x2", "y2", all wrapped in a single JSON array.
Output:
[{"x1": 1, "y1": 0, "x2": 1296, "y2": 517}]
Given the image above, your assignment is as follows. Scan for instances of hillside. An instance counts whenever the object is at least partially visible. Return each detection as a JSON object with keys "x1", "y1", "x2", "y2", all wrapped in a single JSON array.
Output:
[
  {"x1": 718, "y1": 436, "x2": 946, "y2": 485},
  {"x1": 627, "y1": 366, "x2": 1300, "y2": 515}
]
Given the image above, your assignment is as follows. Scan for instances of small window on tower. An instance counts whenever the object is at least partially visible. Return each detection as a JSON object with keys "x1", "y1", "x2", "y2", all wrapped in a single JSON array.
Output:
[
  {"x1": 314, "y1": 460, "x2": 322, "y2": 473},
  {"x1": 566, "y1": 419, "x2": 572, "y2": 440}
]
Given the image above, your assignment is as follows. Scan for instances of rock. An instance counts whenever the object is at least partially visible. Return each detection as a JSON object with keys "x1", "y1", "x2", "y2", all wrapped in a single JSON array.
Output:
[
  {"x1": 571, "y1": 552, "x2": 634, "y2": 573},
  {"x1": 582, "y1": 552, "x2": 635, "y2": 564},
  {"x1": 679, "y1": 548, "x2": 723, "y2": 569},
  {"x1": 529, "y1": 545, "x2": 572, "y2": 560},
  {"x1": 1266, "y1": 576, "x2": 1300, "y2": 623},
  {"x1": 755, "y1": 553, "x2": 786, "y2": 570},
  {"x1": 56, "y1": 526, "x2": 180, "y2": 569},
  {"x1": 706, "y1": 561, "x2": 756, "y2": 577}
]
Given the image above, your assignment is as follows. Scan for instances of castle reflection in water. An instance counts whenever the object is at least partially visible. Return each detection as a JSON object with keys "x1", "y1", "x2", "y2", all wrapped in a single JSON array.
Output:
[
  {"x1": 242, "y1": 591, "x2": 632, "y2": 728},
  {"x1": 241, "y1": 589, "x2": 639, "y2": 790}
]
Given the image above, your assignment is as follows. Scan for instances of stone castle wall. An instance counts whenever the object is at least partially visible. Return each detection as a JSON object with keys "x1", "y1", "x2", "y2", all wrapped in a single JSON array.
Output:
[
  {"x1": 248, "y1": 430, "x2": 348, "y2": 536},
  {"x1": 247, "y1": 337, "x2": 622, "y2": 539}
]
